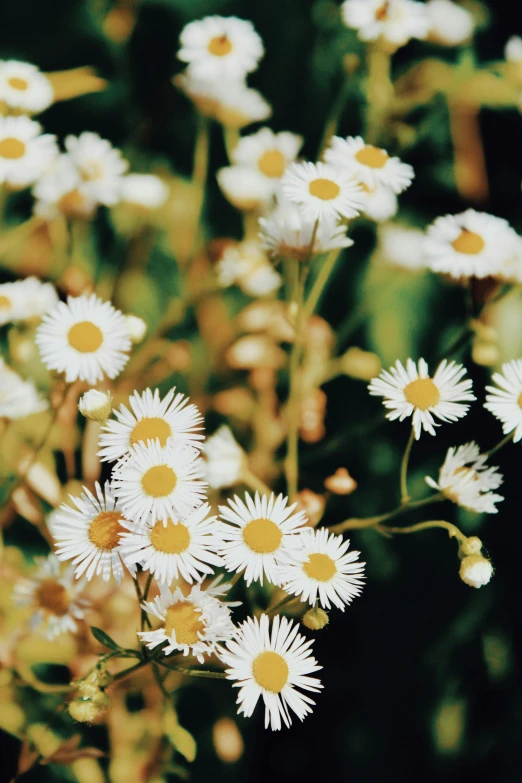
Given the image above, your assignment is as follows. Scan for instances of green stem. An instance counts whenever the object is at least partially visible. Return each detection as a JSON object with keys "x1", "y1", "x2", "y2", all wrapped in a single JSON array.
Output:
[
  {"x1": 266, "y1": 594, "x2": 296, "y2": 615},
  {"x1": 302, "y1": 248, "x2": 341, "y2": 322},
  {"x1": 486, "y1": 431, "x2": 514, "y2": 458},
  {"x1": 242, "y1": 469, "x2": 271, "y2": 496},
  {"x1": 399, "y1": 426, "x2": 415, "y2": 505},
  {"x1": 111, "y1": 659, "x2": 150, "y2": 683},
  {"x1": 284, "y1": 260, "x2": 305, "y2": 499},
  {"x1": 156, "y1": 660, "x2": 226, "y2": 679},
  {"x1": 329, "y1": 492, "x2": 445, "y2": 534},
  {"x1": 380, "y1": 519, "x2": 467, "y2": 543}
]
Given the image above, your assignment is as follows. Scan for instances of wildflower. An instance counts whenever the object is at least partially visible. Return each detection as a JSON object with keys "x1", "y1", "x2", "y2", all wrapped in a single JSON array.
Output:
[
  {"x1": 178, "y1": 16, "x2": 264, "y2": 81},
  {"x1": 0, "y1": 115, "x2": 58, "y2": 189},
  {"x1": 302, "y1": 607, "x2": 330, "y2": 631},
  {"x1": 120, "y1": 174, "x2": 169, "y2": 209},
  {"x1": 341, "y1": 0, "x2": 431, "y2": 47},
  {"x1": 226, "y1": 335, "x2": 287, "y2": 370},
  {"x1": 78, "y1": 389, "x2": 113, "y2": 423},
  {"x1": 232, "y1": 128, "x2": 303, "y2": 193},
  {"x1": 368, "y1": 357, "x2": 475, "y2": 438},
  {"x1": 0, "y1": 359, "x2": 48, "y2": 420},
  {"x1": 125, "y1": 314, "x2": 147, "y2": 343},
  {"x1": 324, "y1": 136, "x2": 414, "y2": 194},
  {"x1": 0, "y1": 60, "x2": 54, "y2": 113},
  {"x1": 217, "y1": 165, "x2": 274, "y2": 211},
  {"x1": 358, "y1": 182, "x2": 398, "y2": 222},
  {"x1": 0, "y1": 277, "x2": 58, "y2": 324},
  {"x1": 484, "y1": 359, "x2": 522, "y2": 441},
  {"x1": 505, "y1": 36, "x2": 522, "y2": 64},
  {"x1": 281, "y1": 160, "x2": 363, "y2": 222},
  {"x1": 216, "y1": 240, "x2": 282, "y2": 296},
  {"x1": 64, "y1": 132, "x2": 128, "y2": 206},
  {"x1": 203, "y1": 425, "x2": 247, "y2": 489},
  {"x1": 426, "y1": 0, "x2": 475, "y2": 46},
  {"x1": 212, "y1": 81, "x2": 271, "y2": 128},
  {"x1": 459, "y1": 555, "x2": 493, "y2": 588},
  {"x1": 68, "y1": 699, "x2": 104, "y2": 724},
  {"x1": 33, "y1": 153, "x2": 98, "y2": 220},
  {"x1": 324, "y1": 468, "x2": 358, "y2": 495}
]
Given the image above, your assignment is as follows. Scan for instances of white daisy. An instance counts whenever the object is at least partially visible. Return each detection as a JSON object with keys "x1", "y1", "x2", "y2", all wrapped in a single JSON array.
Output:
[
  {"x1": 64, "y1": 132, "x2": 129, "y2": 207},
  {"x1": 119, "y1": 502, "x2": 223, "y2": 585},
  {"x1": 423, "y1": 209, "x2": 519, "y2": 279},
  {"x1": 13, "y1": 554, "x2": 90, "y2": 640},
  {"x1": 217, "y1": 166, "x2": 274, "y2": 211},
  {"x1": 139, "y1": 576, "x2": 238, "y2": 663},
  {"x1": 0, "y1": 60, "x2": 54, "y2": 114},
  {"x1": 259, "y1": 200, "x2": 354, "y2": 262},
  {"x1": 232, "y1": 128, "x2": 303, "y2": 193},
  {"x1": 368, "y1": 357, "x2": 475, "y2": 438},
  {"x1": 98, "y1": 387, "x2": 204, "y2": 463},
  {"x1": 505, "y1": 36, "x2": 522, "y2": 64},
  {"x1": 485, "y1": 359, "x2": 522, "y2": 441},
  {"x1": 33, "y1": 153, "x2": 97, "y2": 220},
  {"x1": 359, "y1": 182, "x2": 398, "y2": 222},
  {"x1": 204, "y1": 425, "x2": 247, "y2": 489},
  {"x1": 178, "y1": 16, "x2": 264, "y2": 81},
  {"x1": 218, "y1": 491, "x2": 309, "y2": 586},
  {"x1": 0, "y1": 359, "x2": 48, "y2": 420},
  {"x1": 111, "y1": 440, "x2": 207, "y2": 524},
  {"x1": 0, "y1": 277, "x2": 58, "y2": 324},
  {"x1": 120, "y1": 174, "x2": 169, "y2": 209},
  {"x1": 279, "y1": 528, "x2": 365, "y2": 610},
  {"x1": 35, "y1": 293, "x2": 131, "y2": 384},
  {"x1": 52, "y1": 482, "x2": 134, "y2": 584},
  {"x1": 425, "y1": 442, "x2": 503, "y2": 514},
  {"x1": 341, "y1": 0, "x2": 431, "y2": 46},
  {"x1": 213, "y1": 81, "x2": 272, "y2": 129},
  {"x1": 426, "y1": 0, "x2": 475, "y2": 46},
  {"x1": 324, "y1": 136, "x2": 414, "y2": 195},
  {"x1": 281, "y1": 161, "x2": 363, "y2": 223},
  {"x1": 0, "y1": 281, "x2": 21, "y2": 325},
  {"x1": 216, "y1": 240, "x2": 282, "y2": 296},
  {"x1": 218, "y1": 613, "x2": 322, "y2": 731},
  {"x1": 0, "y1": 115, "x2": 58, "y2": 189}
]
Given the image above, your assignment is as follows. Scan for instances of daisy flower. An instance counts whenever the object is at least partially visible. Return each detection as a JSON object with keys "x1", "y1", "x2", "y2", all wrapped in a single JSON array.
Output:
[
  {"x1": 426, "y1": 0, "x2": 475, "y2": 46},
  {"x1": 324, "y1": 136, "x2": 414, "y2": 194},
  {"x1": 279, "y1": 528, "x2": 365, "y2": 610},
  {"x1": 218, "y1": 614, "x2": 322, "y2": 731},
  {"x1": 52, "y1": 482, "x2": 134, "y2": 584},
  {"x1": 505, "y1": 36, "x2": 522, "y2": 64},
  {"x1": 423, "y1": 209, "x2": 519, "y2": 279},
  {"x1": 0, "y1": 359, "x2": 48, "y2": 420},
  {"x1": 368, "y1": 358, "x2": 475, "y2": 438},
  {"x1": 281, "y1": 161, "x2": 363, "y2": 223},
  {"x1": 0, "y1": 115, "x2": 58, "y2": 189},
  {"x1": 341, "y1": 0, "x2": 431, "y2": 46},
  {"x1": 139, "y1": 577, "x2": 238, "y2": 662},
  {"x1": 425, "y1": 442, "x2": 503, "y2": 514},
  {"x1": 217, "y1": 165, "x2": 274, "y2": 211},
  {"x1": 111, "y1": 440, "x2": 207, "y2": 524},
  {"x1": 359, "y1": 182, "x2": 398, "y2": 222},
  {"x1": 0, "y1": 60, "x2": 54, "y2": 114},
  {"x1": 218, "y1": 491, "x2": 309, "y2": 586},
  {"x1": 64, "y1": 132, "x2": 129, "y2": 207},
  {"x1": 98, "y1": 387, "x2": 204, "y2": 463},
  {"x1": 213, "y1": 81, "x2": 272, "y2": 129},
  {"x1": 13, "y1": 555, "x2": 90, "y2": 640},
  {"x1": 232, "y1": 128, "x2": 303, "y2": 193},
  {"x1": 178, "y1": 16, "x2": 264, "y2": 81},
  {"x1": 119, "y1": 502, "x2": 224, "y2": 585},
  {"x1": 35, "y1": 293, "x2": 131, "y2": 384},
  {"x1": 121, "y1": 174, "x2": 169, "y2": 209},
  {"x1": 484, "y1": 359, "x2": 522, "y2": 441},
  {"x1": 215, "y1": 240, "x2": 282, "y2": 296},
  {"x1": 0, "y1": 277, "x2": 58, "y2": 324},
  {"x1": 204, "y1": 425, "x2": 247, "y2": 489},
  {"x1": 259, "y1": 200, "x2": 354, "y2": 262},
  {"x1": 0, "y1": 281, "x2": 21, "y2": 325},
  {"x1": 33, "y1": 153, "x2": 97, "y2": 220}
]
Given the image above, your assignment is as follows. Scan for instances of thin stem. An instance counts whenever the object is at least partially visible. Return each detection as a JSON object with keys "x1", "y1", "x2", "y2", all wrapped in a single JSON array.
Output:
[
  {"x1": 193, "y1": 115, "x2": 210, "y2": 188},
  {"x1": 365, "y1": 44, "x2": 394, "y2": 145},
  {"x1": 223, "y1": 126, "x2": 240, "y2": 162},
  {"x1": 152, "y1": 662, "x2": 170, "y2": 697},
  {"x1": 317, "y1": 80, "x2": 351, "y2": 159},
  {"x1": 302, "y1": 248, "x2": 341, "y2": 323},
  {"x1": 266, "y1": 594, "x2": 296, "y2": 615},
  {"x1": 486, "y1": 431, "x2": 514, "y2": 458},
  {"x1": 400, "y1": 426, "x2": 415, "y2": 505},
  {"x1": 156, "y1": 660, "x2": 226, "y2": 679},
  {"x1": 380, "y1": 519, "x2": 467, "y2": 543},
  {"x1": 242, "y1": 469, "x2": 272, "y2": 496},
  {"x1": 111, "y1": 659, "x2": 150, "y2": 683},
  {"x1": 329, "y1": 492, "x2": 446, "y2": 534},
  {"x1": 284, "y1": 260, "x2": 305, "y2": 499}
]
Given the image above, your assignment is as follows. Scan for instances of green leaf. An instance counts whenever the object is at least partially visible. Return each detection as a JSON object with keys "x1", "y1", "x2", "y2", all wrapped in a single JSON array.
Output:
[
  {"x1": 163, "y1": 706, "x2": 197, "y2": 763},
  {"x1": 90, "y1": 627, "x2": 121, "y2": 652}
]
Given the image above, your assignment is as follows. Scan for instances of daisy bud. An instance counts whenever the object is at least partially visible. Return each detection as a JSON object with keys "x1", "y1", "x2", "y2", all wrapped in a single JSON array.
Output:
[
  {"x1": 76, "y1": 680, "x2": 100, "y2": 699},
  {"x1": 78, "y1": 389, "x2": 113, "y2": 423},
  {"x1": 68, "y1": 699, "x2": 102, "y2": 724},
  {"x1": 461, "y1": 536, "x2": 483, "y2": 556},
  {"x1": 324, "y1": 468, "x2": 357, "y2": 495},
  {"x1": 340, "y1": 347, "x2": 382, "y2": 381},
  {"x1": 302, "y1": 607, "x2": 329, "y2": 631},
  {"x1": 295, "y1": 489, "x2": 326, "y2": 528},
  {"x1": 459, "y1": 555, "x2": 493, "y2": 588},
  {"x1": 125, "y1": 314, "x2": 147, "y2": 344},
  {"x1": 472, "y1": 340, "x2": 499, "y2": 367}
]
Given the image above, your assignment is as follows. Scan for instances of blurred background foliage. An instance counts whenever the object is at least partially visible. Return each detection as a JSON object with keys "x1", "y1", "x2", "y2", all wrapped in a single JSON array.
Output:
[{"x1": 2, "y1": 0, "x2": 522, "y2": 781}]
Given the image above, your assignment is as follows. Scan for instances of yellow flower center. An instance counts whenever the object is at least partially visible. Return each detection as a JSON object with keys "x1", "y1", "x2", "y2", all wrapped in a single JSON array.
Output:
[
  {"x1": 79, "y1": 162, "x2": 105, "y2": 182},
  {"x1": 58, "y1": 189, "x2": 88, "y2": 217},
  {"x1": 130, "y1": 417, "x2": 172, "y2": 448},
  {"x1": 141, "y1": 465, "x2": 177, "y2": 497},
  {"x1": 208, "y1": 35, "x2": 233, "y2": 57},
  {"x1": 242, "y1": 518, "x2": 282, "y2": 554},
  {"x1": 257, "y1": 149, "x2": 286, "y2": 178},
  {"x1": 67, "y1": 321, "x2": 103, "y2": 353},
  {"x1": 164, "y1": 602, "x2": 204, "y2": 645},
  {"x1": 8, "y1": 76, "x2": 29, "y2": 91},
  {"x1": 252, "y1": 651, "x2": 289, "y2": 693},
  {"x1": 308, "y1": 178, "x2": 340, "y2": 201},
  {"x1": 35, "y1": 579, "x2": 70, "y2": 616},
  {"x1": 518, "y1": 392, "x2": 522, "y2": 410},
  {"x1": 150, "y1": 519, "x2": 190, "y2": 554},
  {"x1": 303, "y1": 553, "x2": 337, "y2": 582},
  {"x1": 0, "y1": 295, "x2": 12, "y2": 310},
  {"x1": 451, "y1": 229, "x2": 485, "y2": 255},
  {"x1": 404, "y1": 377, "x2": 440, "y2": 410},
  {"x1": 88, "y1": 511, "x2": 126, "y2": 550},
  {"x1": 0, "y1": 137, "x2": 26, "y2": 160},
  {"x1": 355, "y1": 145, "x2": 389, "y2": 169}
]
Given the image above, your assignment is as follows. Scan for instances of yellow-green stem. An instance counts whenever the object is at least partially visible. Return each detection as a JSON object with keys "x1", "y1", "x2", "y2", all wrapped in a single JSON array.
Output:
[
  {"x1": 380, "y1": 519, "x2": 467, "y2": 543},
  {"x1": 242, "y1": 469, "x2": 272, "y2": 496},
  {"x1": 284, "y1": 260, "x2": 305, "y2": 498},
  {"x1": 400, "y1": 426, "x2": 415, "y2": 505}
]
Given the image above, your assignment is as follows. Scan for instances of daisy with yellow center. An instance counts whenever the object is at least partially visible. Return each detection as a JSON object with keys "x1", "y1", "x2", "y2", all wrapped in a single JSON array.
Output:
[
  {"x1": 33, "y1": 153, "x2": 97, "y2": 220},
  {"x1": 35, "y1": 293, "x2": 131, "y2": 384},
  {"x1": 341, "y1": 0, "x2": 430, "y2": 47},
  {"x1": 324, "y1": 135, "x2": 414, "y2": 195},
  {"x1": 368, "y1": 357, "x2": 475, "y2": 439},
  {"x1": 217, "y1": 491, "x2": 309, "y2": 586},
  {"x1": 423, "y1": 209, "x2": 520, "y2": 279},
  {"x1": 178, "y1": 16, "x2": 264, "y2": 81},
  {"x1": 0, "y1": 60, "x2": 54, "y2": 114},
  {"x1": 52, "y1": 482, "x2": 134, "y2": 584},
  {"x1": 111, "y1": 440, "x2": 207, "y2": 525},
  {"x1": 176, "y1": 72, "x2": 272, "y2": 130},
  {"x1": 281, "y1": 161, "x2": 364, "y2": 223},
  {"x1": 232, "y1": 128, "x2": 303, "y2": 193},
  {"x1": 0, "y1": 277, "x2": 58, "y2": 326},
  {"x1": 485, "y1": 359, "x2": 522, "y2": 442},
  {"x1": 98, "y1": 387, "x2": 204, "y2": 463},
  {"x1": 64, "y1": 132, "x2": 129, "y2": 207},
  {"x1": 13, "y1": 555, "x2": 90, "y2": 640},
  {"x1": 119, "y1": 502, "x2": 224, "y2": 585},
  {"x1": 0, "y1": 115, "x2": 58, "y2": 189},
  {"x1": 425, "y1": 442, "x2": 503, "y2": 514},
  {"x1": 218, "y1": 614, "x2": 322, "y2": 731},
  {"x1": 139, "y1": 577, "x2": 239, "y2": 662},
  {"x1": 279, "y1": 528, "x2": 365, "y2": 611}
]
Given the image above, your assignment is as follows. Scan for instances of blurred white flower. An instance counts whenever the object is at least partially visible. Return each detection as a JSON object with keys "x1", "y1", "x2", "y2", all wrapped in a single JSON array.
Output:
[
  {"x1": 178, "y1": 16, "x2": 264, "y2": 81},
  {"x1": 0, "y1": 115, "x2": 58, "y2": 189},
  {"x1": 78, "y1": 389, "x2": 113, "y2": 423},
  {"x1": 217, "y1": 165, "x2": 274, "y2": 211},
  {"x1": 121, "y1": 174, "x2": 169, "y2": 209},
  {"x1": 459, "y1": 555, "x2": 493, "y2": 588},
  {"x1": 341, "y1": 0, "x2": 431, "y2": 47},
  {"x1": 324, "y1": 135, "x2": 414, "y2": 194},
  {"x1": 204, "y1": 425, "x2": 247, "y2": 489},
  {"x1": 0, "y1": 60, "x2": 54, "y2": 114},
  {"x1": 64, "y1": 132, "x2": 128, "y2": 207},
  {"x1": 426, "y1": 0, "x2": 475, "y2": 46},
  {"x1": 0, "y1": 359, "x2": 48, "y2": 420}
]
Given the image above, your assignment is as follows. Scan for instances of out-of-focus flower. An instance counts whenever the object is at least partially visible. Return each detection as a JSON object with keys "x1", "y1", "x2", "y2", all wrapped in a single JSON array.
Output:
[
  {"x1": 216, "y1": 240, "x2": 282, "y2": 296},
  {"x1": 426, "y1": 0, "x2": 475, "y2": 46},
  {"x1": 300, "y1": 388, "x2": 327, "y2": 444},
  {"x1": 425, "y1": 442, "x2": 503, "y2": 513},
  {"x1": 33, "y1": 153, "x2": 98, "y2": 220},
  {"x1": 78, "y1": 389, "x2": 113, "y2": 423},
  {"x1": 485, "y1": 359, "x2": 522, "y2": 441},
  {"x1": 64, "y1": 132, "x2": 129, "y2": 207},
  {"x1": 378, "y1": 223, "x2": 426, "y2": 271},
  {"x1": 324, "y1": 136, "x2": 414, "y2": 194},
  {"x1": 212, "y1": 718, "x2": 244, "y2": 763},
  {"x1": 359, "y1": 182, "x2": 398, "y2": 222},
  {"x1": 217, "y1": 166, "x2": 274, "y2": 211},
  {"x1": 368, "y1": 357, "x2": 475, "y2": 439},
  {"x1": 213, "y1": 387, "x2": 255, "y2": 422},
  {"x1": 0, "y1": 277, "x2": 58, "y2": 324},
  {"x1": 226, "y1": 334, "x2": 287, "y2": 370},
  {"x1": 505, "y1": 36, "x2": 522, "y2": 64},
  {"x1": 178, "y1": 16, "x2": 264, "y2": 81},
  {"x1": 232, "y1": 127, "x2": 303, "y2": 194},
  {"x1": 0, "y1": 60, "x2": 54, "y2": 114},
  {"x1": 340, "y1": 347, "x2": 382, "y2": 380},
  {"x1": 282, "y1": 161, "x2": 363, "y2": 222},
  {"x1": 0, "y1": 115, "x2": 58, "y2": 189},
  {"x1": 341, "y1": 0, "x2": 431, "y2": 47},
  {"x1": 237, "y1": 300, "x2": 295, "y2": 342},
  {"x1": 0, "y1": 359, "x2": 48, "y2": 420},
  {"x1": 124, "y1": 314, "x2": 147, "y2": 344},
  {"x1": 120, "y1": 174, "x2": 169, "y2": 209},
  {"x1": 295, "y1": 489, "x2": 326, "y2": 528},
  {"x1": 459, "y1": 554, "x2": 493, "y2": 588},
  {"x1": 36, "y1": 294, "x2": 132, "y2": 384},
  {"x1": 324, "y1": 468, "x2": 358, "y2": 495},
  {"x1": 203, "y1": 425, "x2": 247, "y2": 489},
  {"x1": 218, "y1": 614, "x2": 322, "y2": 730},
  {"x1": 213, "y1": 81, "x2": 271, "y2": 128}
]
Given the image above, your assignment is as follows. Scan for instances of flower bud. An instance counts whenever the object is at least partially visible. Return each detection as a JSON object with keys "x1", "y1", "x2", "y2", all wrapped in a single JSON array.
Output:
[
  {"x1": 78, "y1": 389, "x2": 113, "y2": 423},
  {"x1": 295, "y1": 489, "x2": 326, "y2": 528},
  {"x1": 324, "y1": 468, "x2": 357, "y2": 495},
  {"x1": 461, "y1": 536, "x2": 483, "y2": 556},
  {"x1": 68, "y1": 699, "x2": 102, "y2": 723},
  {"x1": 302, "y1": 607, "x2": 329, "y2": 631},
  {"x1": 125, "y1": 314, "x2": 147, "y2": 344},
  {"x1": 472, "y1": 339, "x2": 499, "y2": 367},
  {"x1": 76, "y1": 680, "x2": 100, "y2": 699},
  {"x1": 459, "y1": 555, "x2": 493, "y2": 588},
  {"x1": 340, "y1": 347, "x2": 382, "y2": 381}
]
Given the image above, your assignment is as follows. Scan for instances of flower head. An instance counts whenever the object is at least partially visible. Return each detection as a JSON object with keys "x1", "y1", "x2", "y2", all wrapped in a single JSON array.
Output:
[
  {"x1": 425, "y1": 442, "x2": 503, "y2": 514},
  {"x1": 459, "y1": 555, "x2": 493, "y2": 588},
  {"x1": 324, "y1": 136, "x2": 414, "y2": 194},
  {"x1": 178, "y1": 16, "x2": 264, "y2": 81},
  {"x1": 484, "y1": 359, "x2": 522, "y2": 441},
  {"x1": 64, "y1": 132, "x2": 129, "y2": 207},
  {"x1": 0, "y1": 115, "x2": 58, "y2": 189},
  {"x1": 341, "y1": 0, "x2": 431, "y2": 46},
  {"x1": 203, "y1": 425, "x2": 247, "y2": 489},
  {"x1": 281, "y1": 160, "x2": 363, "y2": 223},
  {"x1": 232, "y1": 128, "x2": 303, "y2": 193},
  {"x1": 78, "y1": 389, "x2": 113, "y2": 423},
  {"x1": 0, "y1": 60, "x2": 54, "y2": 113},
  {"x1": 0, "y1": 359, "x2": 47, "y2": 420}
]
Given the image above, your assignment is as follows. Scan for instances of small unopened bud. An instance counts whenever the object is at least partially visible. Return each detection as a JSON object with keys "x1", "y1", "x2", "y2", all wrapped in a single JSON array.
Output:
[
  {"x1": 324, "y1": 468, "x2": 357, "y2": 495},
  {"x1": 125, "y1": 314, "x2": 147, "y2": 344},
  {"x1": 68, "y1": 699, "x2": 102, "y2": 723},
  {"x1": 472, "y1": 339, "x2": 499, "y2": 367},
  {"x1": 459, "y1": 555, "x2": 493, "y2": 588},
  {"x1": 295, "y1": 489, "x2": 326, "y2": 528},
  {"x1": 78, "y1": 389, "x2": 112, "y2": 423},
  {"x1": 340, "y1": 347, "x2": 382, "y2": 381},
  {"x1": 461, "y1": 536, "x2": 483, "y2": 556},
  {"x1": 302, "y1": 607, "x2": 329, "y2": 631},
  {"x1": 76, "y1": 680, "x2": 100, "y2": 699}
]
